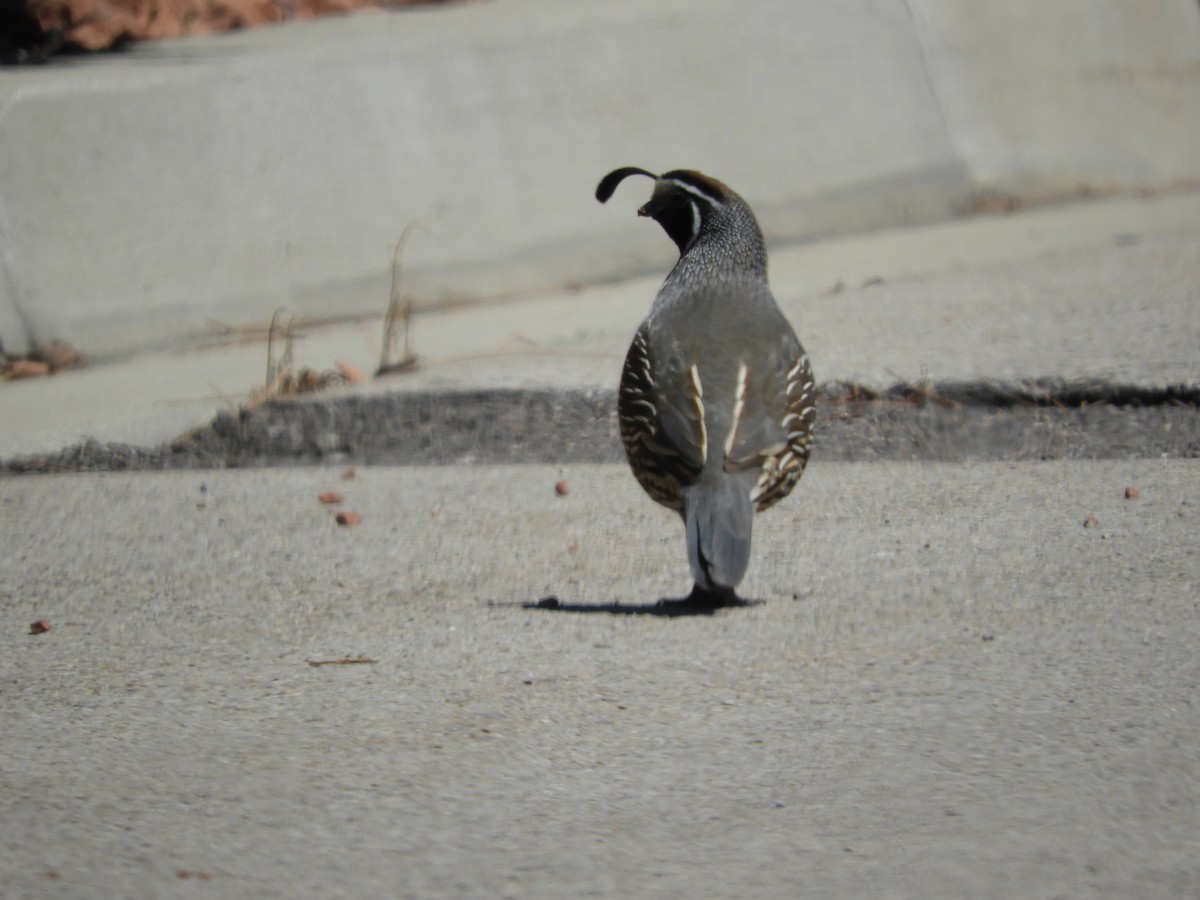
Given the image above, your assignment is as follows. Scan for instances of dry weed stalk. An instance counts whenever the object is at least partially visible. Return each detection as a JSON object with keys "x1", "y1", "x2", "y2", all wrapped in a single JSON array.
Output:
[
  {"x1": 244, "y1": 308, "x2": 347, "y2": 409},
  {"x1": 378, "y1": 223, "x2": 421, "y2": 377}
]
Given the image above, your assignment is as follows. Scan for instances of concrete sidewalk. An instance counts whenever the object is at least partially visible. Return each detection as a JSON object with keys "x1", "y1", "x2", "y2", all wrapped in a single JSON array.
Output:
[
  {"x1": 3, "y1": 0, "x2": 1199, "y2": 358},
  {"x1": 2, "y1": 461, "x2": 1198, "y2": 897},
  {"x1": 3, "y1": 189, "x2": 1199, "y2": 461}
]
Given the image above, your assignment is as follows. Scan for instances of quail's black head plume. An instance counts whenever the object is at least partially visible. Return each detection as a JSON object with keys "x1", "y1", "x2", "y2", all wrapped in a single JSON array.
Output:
[{"x1": 597, "y1": 166, "x2": 816, "y2": 606}]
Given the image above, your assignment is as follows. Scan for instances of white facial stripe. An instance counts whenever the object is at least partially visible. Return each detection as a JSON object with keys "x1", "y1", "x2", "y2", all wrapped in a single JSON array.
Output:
[{"x1": 669, "y1": 178, "x2": 725, "y2": 208}]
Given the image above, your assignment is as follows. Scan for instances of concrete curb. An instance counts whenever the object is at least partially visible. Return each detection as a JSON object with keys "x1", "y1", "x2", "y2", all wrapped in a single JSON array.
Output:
[{"x1": 2, "y1": 0, "x2": 1199, "y2": 357}]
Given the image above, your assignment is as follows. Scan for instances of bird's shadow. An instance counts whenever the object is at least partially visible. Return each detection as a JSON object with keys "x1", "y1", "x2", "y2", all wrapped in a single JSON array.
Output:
[{"x1": 502, "y1": 592, "x2": 763, "y2": 618}]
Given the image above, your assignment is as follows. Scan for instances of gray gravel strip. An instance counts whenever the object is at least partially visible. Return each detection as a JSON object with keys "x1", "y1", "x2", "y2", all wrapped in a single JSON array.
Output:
[{"x1": 2, "y1": 386, "x2": 1197, "y2": 474}]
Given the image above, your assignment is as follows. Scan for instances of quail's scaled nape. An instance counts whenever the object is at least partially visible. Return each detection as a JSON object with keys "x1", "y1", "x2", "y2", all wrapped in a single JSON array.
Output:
[{"x1": 596, "y1": 167, "x2": 816, "y2": 607}]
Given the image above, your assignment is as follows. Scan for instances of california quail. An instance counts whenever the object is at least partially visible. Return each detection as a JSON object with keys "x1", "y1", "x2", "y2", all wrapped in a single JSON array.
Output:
[{"x1": 596, "y1": 167, "x2": 816, "y2": 606}]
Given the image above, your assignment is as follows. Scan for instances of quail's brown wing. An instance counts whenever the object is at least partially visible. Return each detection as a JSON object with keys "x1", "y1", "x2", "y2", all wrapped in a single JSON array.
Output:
[
  {"x1": 723, "y1": 343, "x2": 817, "y2": 513},
  {"x1": 617, "y1": 323, "x2": 706, "y2": 513}
]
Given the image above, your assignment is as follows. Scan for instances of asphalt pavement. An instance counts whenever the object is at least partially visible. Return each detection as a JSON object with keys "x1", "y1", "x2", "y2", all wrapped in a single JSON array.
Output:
[{"x1": 2, "y1": 460, "x2": 1198, "y2": 898}]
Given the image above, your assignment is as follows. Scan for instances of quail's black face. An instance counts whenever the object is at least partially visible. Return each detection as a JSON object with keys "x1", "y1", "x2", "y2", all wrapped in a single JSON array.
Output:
[{"x1": 637, "y1": 184, "x2": 701, "y2": 255}]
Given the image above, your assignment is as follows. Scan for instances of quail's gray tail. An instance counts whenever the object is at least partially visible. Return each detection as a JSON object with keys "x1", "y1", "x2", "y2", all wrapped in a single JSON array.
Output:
[{"x1": 683, "y1": 478, "x2": 753, "y2": 594}]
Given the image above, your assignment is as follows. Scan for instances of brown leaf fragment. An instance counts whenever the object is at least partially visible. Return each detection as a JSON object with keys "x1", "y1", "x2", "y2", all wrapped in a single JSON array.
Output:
[
  {"x1": 318, "y1": 491, "x2": 344, "y2": 505},
  {"x1": 1082, "y1": 515, "x2": 1100, "y2": 528},
  {"x1": 335, "y1": 359, "x2": 367, "y2": 384},
  {"x1": 341, "y1": 467, "x2": 357, "y2": 480},
  {"x1": 306, "y1": 657, "x2": 377, "y2": 667},
  {"x1": 1124, "y1": 487, "x2": 1140, "y2": 500},
  {"x1": 29, "y1": 619, "x2": 51, "y2": 635},
  {"x1": 31, "y1": 340, "x2": 89, "y2": 372},
  {"x1": 968, "y1": 192, "x2": 1020, "y2": 215},
  {"x1": 294, "y1": 368, "x2": 325, "y2": 393},
  {"x1": 3, "y1": 360, "x2": 51, "y2": 379},
  {"x1": 335, "y1": 510, "x2": 362, "y2": 526}
]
